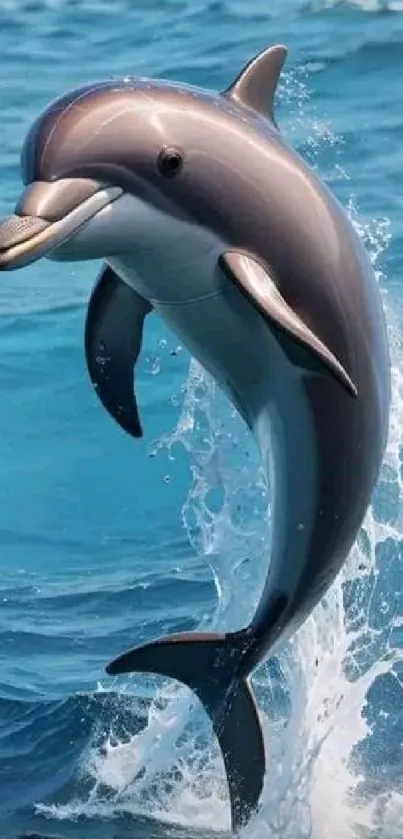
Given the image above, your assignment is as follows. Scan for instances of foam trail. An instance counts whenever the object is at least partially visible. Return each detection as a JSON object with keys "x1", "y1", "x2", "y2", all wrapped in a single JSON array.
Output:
[
  {"x1": 36, "y1": 68, "x2": 403, "y2": 838},
  {"x1": 304, "y1": 0, "x2": 403, "y2": 12}
]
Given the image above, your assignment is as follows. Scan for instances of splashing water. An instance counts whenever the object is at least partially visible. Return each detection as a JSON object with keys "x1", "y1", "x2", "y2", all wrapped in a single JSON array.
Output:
[{"x1": 37, "y1": 72, "x2": 403, "y2": 838}]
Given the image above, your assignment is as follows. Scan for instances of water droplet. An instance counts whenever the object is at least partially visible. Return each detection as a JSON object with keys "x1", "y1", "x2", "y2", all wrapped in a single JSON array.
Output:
[
  {"x1": 163, "y1": 475, "x2": 171, "y2": 484},
  {"x1": 151, "y1": 358, "x2": 160, "y2": 375}
]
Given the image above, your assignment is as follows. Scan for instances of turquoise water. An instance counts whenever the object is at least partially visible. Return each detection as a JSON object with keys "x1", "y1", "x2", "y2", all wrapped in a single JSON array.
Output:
[{"x1": 0, "y1": 1, "x2": 402, "y2": 837}]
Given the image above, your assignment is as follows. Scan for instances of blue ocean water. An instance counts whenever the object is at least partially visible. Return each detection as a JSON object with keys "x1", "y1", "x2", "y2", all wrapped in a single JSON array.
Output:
[{"x1": 0, "y1": 0, "x2": 402, "y2": 837}]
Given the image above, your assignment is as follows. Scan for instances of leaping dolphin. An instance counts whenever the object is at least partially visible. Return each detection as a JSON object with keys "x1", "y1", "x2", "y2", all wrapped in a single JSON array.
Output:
[{"x1": 0, "y1": 44, "x2": 390, "y2": 831}]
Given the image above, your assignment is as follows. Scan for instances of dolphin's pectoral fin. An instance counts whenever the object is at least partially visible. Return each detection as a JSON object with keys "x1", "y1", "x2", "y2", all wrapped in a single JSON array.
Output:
[
  {"x1": 223, "y1": 44, "x2": 287, "y2": 127},
  {"x1": 219, "y1": 251, "x2": 358, "y2": 398},
  {"x1": 85, "y1": 264, "x2": 152, "y2": 438}
]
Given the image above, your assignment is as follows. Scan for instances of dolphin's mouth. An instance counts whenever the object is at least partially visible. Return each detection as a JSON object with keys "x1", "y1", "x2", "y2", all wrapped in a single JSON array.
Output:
[{"x1": 0, "y1": 178, "x2": 122, "y2": 270}]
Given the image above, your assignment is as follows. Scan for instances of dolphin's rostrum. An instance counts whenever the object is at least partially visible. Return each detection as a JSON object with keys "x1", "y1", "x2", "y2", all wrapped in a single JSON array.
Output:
[{"x1": 0, "y1": 44, "x2": 390, "y2": 831}]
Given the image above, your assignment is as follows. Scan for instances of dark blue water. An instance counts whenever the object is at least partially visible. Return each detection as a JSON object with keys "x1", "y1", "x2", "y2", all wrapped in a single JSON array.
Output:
[{"x1": 0, "y1": 1, "x2": 402, "y2": 837}]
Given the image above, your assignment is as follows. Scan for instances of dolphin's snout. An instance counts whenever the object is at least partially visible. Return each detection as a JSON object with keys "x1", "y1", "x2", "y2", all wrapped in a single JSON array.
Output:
[
  {"x1": 0, "y1": 179, "x2": 102, "y2": 256},
  {"x1": 14, "y1": 178, "x2": 102, "y2": 222},
  {"x1": 0, "y1": 179, "x2": 122, "y2": 270},
  {"x1": 0, "y1": 214, "x2": 49, "y2": 251}
]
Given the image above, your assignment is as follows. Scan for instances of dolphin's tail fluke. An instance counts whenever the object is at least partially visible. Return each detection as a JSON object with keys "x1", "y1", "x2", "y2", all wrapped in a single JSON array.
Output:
[{"x1": 106, "y1": 630, "x2": 265, "y2": 832}]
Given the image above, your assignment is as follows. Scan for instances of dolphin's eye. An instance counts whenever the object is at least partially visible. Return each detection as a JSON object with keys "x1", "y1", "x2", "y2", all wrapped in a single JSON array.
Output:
[{"x1": 157, "y1": 147, "x2": 184, "y2": 178}]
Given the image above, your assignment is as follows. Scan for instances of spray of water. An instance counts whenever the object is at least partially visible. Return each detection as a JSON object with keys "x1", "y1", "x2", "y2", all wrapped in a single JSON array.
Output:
[{"x1": 36, "y1": 67, "x2": 403, "y2": 838}]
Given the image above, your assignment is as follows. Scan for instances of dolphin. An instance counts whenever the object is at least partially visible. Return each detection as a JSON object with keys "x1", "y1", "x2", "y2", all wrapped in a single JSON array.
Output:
[{"x1": 0, "y1": 44, "x2": 390, "y2": 831}]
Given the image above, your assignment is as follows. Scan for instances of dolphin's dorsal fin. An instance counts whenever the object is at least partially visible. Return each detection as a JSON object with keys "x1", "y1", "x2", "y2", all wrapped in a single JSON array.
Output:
[{"x1": 223, "y1": 44, "x2": 287, "y2": 126}]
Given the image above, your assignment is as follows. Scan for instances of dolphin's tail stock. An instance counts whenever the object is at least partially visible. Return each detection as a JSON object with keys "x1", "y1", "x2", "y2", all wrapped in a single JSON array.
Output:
[{"x1": 106, "y1": 630, "x2": 265, "y2": 832}]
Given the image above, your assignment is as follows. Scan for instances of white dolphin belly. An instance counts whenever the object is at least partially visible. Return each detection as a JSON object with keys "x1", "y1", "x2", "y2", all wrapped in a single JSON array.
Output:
[
  {"x1": 156, "y1": 281, "x2": 318, "y2": 639},
  {"x1": 111, "y1": 253, "x2": 319, "y2": 638}
]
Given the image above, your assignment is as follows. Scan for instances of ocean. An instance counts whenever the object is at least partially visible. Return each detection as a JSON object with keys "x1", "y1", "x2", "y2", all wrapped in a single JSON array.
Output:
[{"x1": 0, "y1": 0, "x2": 402, "y2": 837}]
